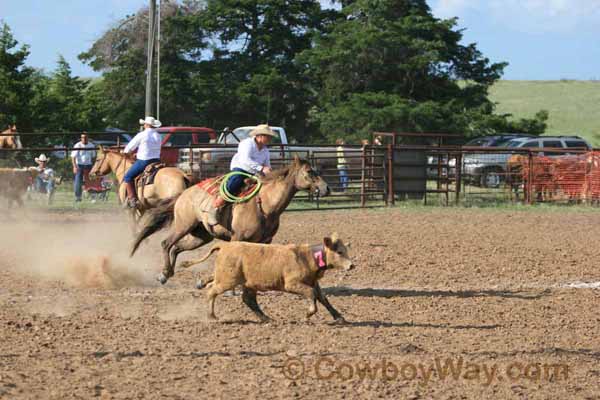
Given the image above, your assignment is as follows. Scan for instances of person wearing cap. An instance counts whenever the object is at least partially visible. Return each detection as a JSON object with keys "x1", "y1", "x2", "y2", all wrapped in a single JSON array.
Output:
[
  {"x1": 33, "y1": 154, "x2": 56, "y2": 201},
  {"x1": 207, "y1": 124, "x2": 277, "y2": 226},
  {"x1": 122, "y1": 116, "x2": 163, "y2": 208},
  {"x1": 71, "y1": 132, "x2": 96, "y2": 202}
]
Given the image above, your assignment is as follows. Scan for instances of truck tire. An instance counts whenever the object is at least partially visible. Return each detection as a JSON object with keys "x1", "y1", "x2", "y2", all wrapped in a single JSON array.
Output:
[{"x1": 479, "y1": 168, "x2": 504, "y2": 188}]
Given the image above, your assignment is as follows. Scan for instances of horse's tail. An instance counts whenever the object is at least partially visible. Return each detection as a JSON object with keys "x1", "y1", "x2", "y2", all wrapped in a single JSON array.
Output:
[
  {"x1": 130, "y1": 196, "x2": 179, "y2": 257},
  {"x1": 178, "y1": 245, "x2": 221, "y2": 269}
]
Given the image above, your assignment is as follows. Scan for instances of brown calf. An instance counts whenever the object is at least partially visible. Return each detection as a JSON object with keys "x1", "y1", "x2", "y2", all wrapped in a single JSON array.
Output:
[
  {"x1": 0, "y1": 168, "x2": 39, "y2": 207},
  {"x1": 181, "y1": 233, "x2": 353, "y2": 323}
]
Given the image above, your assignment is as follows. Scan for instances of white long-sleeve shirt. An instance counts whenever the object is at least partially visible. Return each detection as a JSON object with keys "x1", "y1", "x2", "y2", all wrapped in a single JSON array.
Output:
[
  {"x1": 71, "y1": 141, "x2": 96, "y2": 165},
  {"x1": 230, "y1": 137, "x2": 271, "y2": 174},
  {"x1": 124, "y1": 128, "x2": 162, "y2": 160}
]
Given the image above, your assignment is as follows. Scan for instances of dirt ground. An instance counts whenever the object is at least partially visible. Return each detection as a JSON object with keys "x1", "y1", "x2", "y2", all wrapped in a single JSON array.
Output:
[{"x1": 0, "y1": 207, "x2": 599, "y2": 399}]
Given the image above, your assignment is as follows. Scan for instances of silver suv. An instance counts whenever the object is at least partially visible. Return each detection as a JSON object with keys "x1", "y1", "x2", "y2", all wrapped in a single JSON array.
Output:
[{"x1": 463, "y1": 136, "x2": 591, "y2": 188}]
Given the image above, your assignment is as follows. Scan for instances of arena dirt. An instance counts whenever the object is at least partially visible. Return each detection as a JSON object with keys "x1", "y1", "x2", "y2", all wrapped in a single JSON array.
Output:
[{"x1": 0, "y1": 208, "x2": 598, "y2": 399}]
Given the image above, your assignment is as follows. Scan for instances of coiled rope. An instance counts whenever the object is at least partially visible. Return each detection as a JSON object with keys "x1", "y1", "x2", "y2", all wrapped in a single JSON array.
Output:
[{"x1": 218, "y1": 171, "x2": 262, "y2": 203}]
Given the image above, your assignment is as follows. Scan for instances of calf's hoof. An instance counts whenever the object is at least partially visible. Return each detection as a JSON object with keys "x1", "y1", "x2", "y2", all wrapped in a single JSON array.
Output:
[
  {"x1": 333, "y1": 317, "x2": 348, "y2": 325},
  {"x1": 207, "y1": 314, "x2": 218, "y2": 322},
  {"x1": 195, "y1": 279, "x2": 206, "y2": 290},
  {"x1": 156, "y1": 273, "x2": 169, "y2": 285}
]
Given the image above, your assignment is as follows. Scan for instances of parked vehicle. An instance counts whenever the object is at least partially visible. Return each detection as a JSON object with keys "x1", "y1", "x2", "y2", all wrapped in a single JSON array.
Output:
[
  {"x1": 157, "y1": 126, "x2": 217, "y2": 165},
  {"x1": 177, "y1": 126, "x2": 366, "y2": 181},
  {"x1": 91, "y1": 129, "x2": 133, "y2": 148},
  {"x1": 462, "y1": 135, "x2": 592, "y2": 188},
  {"x1": 463, "y1": 133, "x2": 535, "y2": 147},
  {"x1": 51, "y1": 129, "x2": 133, "y2": 159}
]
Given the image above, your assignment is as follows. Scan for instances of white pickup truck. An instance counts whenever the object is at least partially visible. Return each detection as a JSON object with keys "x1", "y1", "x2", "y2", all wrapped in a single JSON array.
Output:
[{"x1": 177, "y1": 126, "x2": 364, "y2": 180}]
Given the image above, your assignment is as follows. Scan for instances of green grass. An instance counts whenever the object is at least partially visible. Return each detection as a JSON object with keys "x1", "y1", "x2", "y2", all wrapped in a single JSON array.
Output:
[
  {"x1": 489, "y1": 80, "x2": 600, "y2": 147},
  {"x1": 25, "y1": 182, "x2": 120, "y2": 211}
]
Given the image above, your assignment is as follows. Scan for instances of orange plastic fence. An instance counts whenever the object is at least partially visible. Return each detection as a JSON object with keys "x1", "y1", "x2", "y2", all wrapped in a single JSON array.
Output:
[{"x1": 513, "y1": 151, "x2": 600, "y2": 202}]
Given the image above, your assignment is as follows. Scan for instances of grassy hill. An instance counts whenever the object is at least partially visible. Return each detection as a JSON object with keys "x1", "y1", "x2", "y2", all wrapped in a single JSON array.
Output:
[{"x1": 489, "y1": 80, "x2": 600, "y2": 147}]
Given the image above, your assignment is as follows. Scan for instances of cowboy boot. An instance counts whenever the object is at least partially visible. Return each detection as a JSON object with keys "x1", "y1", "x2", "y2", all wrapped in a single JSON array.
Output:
[
  {"x1": 206, "y1": 196, "x2": 226, "y2": 226},
  {"x1": 125, "y1": 181, "x2": 138, "y2": 208}
]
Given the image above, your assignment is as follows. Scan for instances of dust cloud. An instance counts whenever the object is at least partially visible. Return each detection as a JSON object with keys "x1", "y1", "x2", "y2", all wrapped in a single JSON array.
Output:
[{"x1": 0, "y1": 217, "x2": 158, "y2": 289}]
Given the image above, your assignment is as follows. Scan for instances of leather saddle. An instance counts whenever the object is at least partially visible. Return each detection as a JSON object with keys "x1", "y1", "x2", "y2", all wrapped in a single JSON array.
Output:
[{"x1": 135, "y1": 162, "x2": 165, "y2": 190}]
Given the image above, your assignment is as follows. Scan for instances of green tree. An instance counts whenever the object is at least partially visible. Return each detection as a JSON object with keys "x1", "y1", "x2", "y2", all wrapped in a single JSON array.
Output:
[
  {"x1": 195, "y1": 0, "x2": 336, "y2": 139},
  {"x1": 79, "y1": 1, "x2": 206, "y2": 129},
  {"x1": 301, "y1": 0, "x2": 542, "y2": 142},
  {"x1": 45, "y1": 55, "x2": 88, "y2": 132},
  {"x1": 0, "y1": 21, "x2": 34, "y2": 129}
]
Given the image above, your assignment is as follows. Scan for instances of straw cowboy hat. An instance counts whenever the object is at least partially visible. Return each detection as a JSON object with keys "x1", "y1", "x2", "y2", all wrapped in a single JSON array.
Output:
[
  {"x1": 35, "y1": 154, "x2": 50, "y2": 163},
  {"x1": 249, "y1": 124, "x2": 278, "y2": 138},
  {"x1": 139, "y1": 116, "x2": 162, "y2": 128}
]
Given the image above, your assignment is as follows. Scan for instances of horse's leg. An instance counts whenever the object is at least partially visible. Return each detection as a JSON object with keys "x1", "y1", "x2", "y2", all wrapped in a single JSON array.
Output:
[
  {"x1": 158, "y1": 223, "x2": 198, "y2": 284},
  {"x1": 169, "y1": 233, "x2": 213, "y2": 271}
]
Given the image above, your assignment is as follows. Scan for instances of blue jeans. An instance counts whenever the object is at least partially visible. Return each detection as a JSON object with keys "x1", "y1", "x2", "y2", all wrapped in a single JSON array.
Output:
[
  {"x1": 226, "y1": 168, "x2": 252, "y2": 196},
  {"x1": 35, "y1": 177, "x2": 55, "y2": 195},
  {"x1": 338, "y1": 168, "x2": 348, "y2": 191},
  {"x1": 123, "y1": 159, "x2": 160, "y2": 183},
  {"x1": 74, "y1": 164, "x2": 92, "y2": 201}
]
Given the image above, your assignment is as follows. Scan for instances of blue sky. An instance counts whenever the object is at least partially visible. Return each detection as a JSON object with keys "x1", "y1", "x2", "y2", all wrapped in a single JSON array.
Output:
[{"x1": 2, "y1": 0, "x2": 600, "y2": 80}]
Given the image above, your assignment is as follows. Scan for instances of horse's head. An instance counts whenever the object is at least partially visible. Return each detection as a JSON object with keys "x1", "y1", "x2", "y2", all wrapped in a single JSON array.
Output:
[
  {"x1": 291, "y1": 156, "x2": 330, "y2": 196},
  {"x1": 1, "y1": 124, "x2": 20, "y2": 149},
  {"x1": 90, "y1": 146, "x2": 111, "y2": 177}
]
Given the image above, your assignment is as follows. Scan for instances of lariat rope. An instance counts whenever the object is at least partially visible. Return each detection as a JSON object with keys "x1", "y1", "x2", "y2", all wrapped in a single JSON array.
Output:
[{"x1": 213, "y1": 171, "x2": 262, "y2": 203}]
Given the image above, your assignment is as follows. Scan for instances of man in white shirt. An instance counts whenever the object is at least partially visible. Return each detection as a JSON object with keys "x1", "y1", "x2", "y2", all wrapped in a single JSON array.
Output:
[
  {"x1": 122, "y1": 116, "x2": 163, "y2": 208},
  {"x1": 207, "y1": 124, "x2": 277, "y2": 226},
  {"x1": 71, "y1": 132, "x2": 96, "y2": 202}
]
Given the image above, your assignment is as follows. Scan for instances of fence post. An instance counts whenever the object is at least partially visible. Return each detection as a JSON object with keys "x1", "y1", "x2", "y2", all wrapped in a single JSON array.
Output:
[
  {"x1": 387, "y1": 144, "x2": 394, "y2": 206},
  {"x1": 528, "y1": 151, "x2": 534, "y2": 205},
  {"x1": 198, "y1": 150, "x2": 204, "y2": 181},
  {"x1": 455, "y1": 152, "x2": 462, "y2": 205},
  {"x1": 189, "y1": 145, "x2": 194, "y2": 181},
  {"x1": 361, "y1": 146, "x2": 366, "y2": 207}
]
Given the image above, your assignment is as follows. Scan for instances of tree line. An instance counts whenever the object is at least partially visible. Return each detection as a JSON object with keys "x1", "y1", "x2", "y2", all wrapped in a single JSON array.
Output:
[{"x1": 0, "y1": 0, "x2": 548, "y2": 146}]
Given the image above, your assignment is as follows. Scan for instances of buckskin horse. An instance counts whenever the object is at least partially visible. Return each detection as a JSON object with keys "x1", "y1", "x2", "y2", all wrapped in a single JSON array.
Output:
[
  {"x1": 130, "y1": 157, "x2": 330, "y2": 284},
  {"x1": 89, "y1": 147, "x2": 189, "y2": 224}
]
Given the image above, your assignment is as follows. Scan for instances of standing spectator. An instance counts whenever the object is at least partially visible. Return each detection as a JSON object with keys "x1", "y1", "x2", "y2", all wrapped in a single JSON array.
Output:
[
  {"x1": 71, "y1": 132, "x2": 97, "y2": 202},
  {"x1": 336, "y1": 138, "x2": 348, "y2": 192}
]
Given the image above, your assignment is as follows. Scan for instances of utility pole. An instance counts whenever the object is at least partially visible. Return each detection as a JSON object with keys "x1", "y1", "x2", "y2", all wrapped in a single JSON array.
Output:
[{"x1": 145, "y1": 0, "x2": 156, "y2": 117}]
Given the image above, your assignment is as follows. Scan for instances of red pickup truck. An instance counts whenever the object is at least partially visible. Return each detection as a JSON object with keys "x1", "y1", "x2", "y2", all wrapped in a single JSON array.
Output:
[{"x1": 157, "y1": 126, "x2": 217, "y2": 165}]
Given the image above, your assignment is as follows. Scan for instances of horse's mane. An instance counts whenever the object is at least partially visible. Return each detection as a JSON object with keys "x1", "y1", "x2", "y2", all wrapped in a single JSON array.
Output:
[{"x1": 260, "y1": 159, "x2": 309, "y2": 183}]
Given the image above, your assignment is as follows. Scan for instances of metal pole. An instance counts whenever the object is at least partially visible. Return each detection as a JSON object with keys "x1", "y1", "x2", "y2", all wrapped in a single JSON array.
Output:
[
  {"x1": 387, "y1": 144, "x2": 394, "y2": 205},
  {"x1": 145, "y1": 0, "x2": 156, "y2": 117},
  {"x1": 360, "y1": 146, "x2": 366, "y2": 207},
  {"x1": 455, "y1": 153, "x2": 462, "y2": 205}
]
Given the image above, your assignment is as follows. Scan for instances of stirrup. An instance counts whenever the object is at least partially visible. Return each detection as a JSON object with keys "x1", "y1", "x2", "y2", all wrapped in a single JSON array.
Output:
[{"x1": 125, "y1": 198, "x2": 139, "y2": 209}]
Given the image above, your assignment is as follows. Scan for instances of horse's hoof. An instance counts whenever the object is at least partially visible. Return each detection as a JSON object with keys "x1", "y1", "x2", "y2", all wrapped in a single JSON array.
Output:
[
  {"x1": 195, "y1": 279, "x2": 205, "y2": 290},
  {"x1": 157, "y1": 273, "x2": 168, "y2": 285}
]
